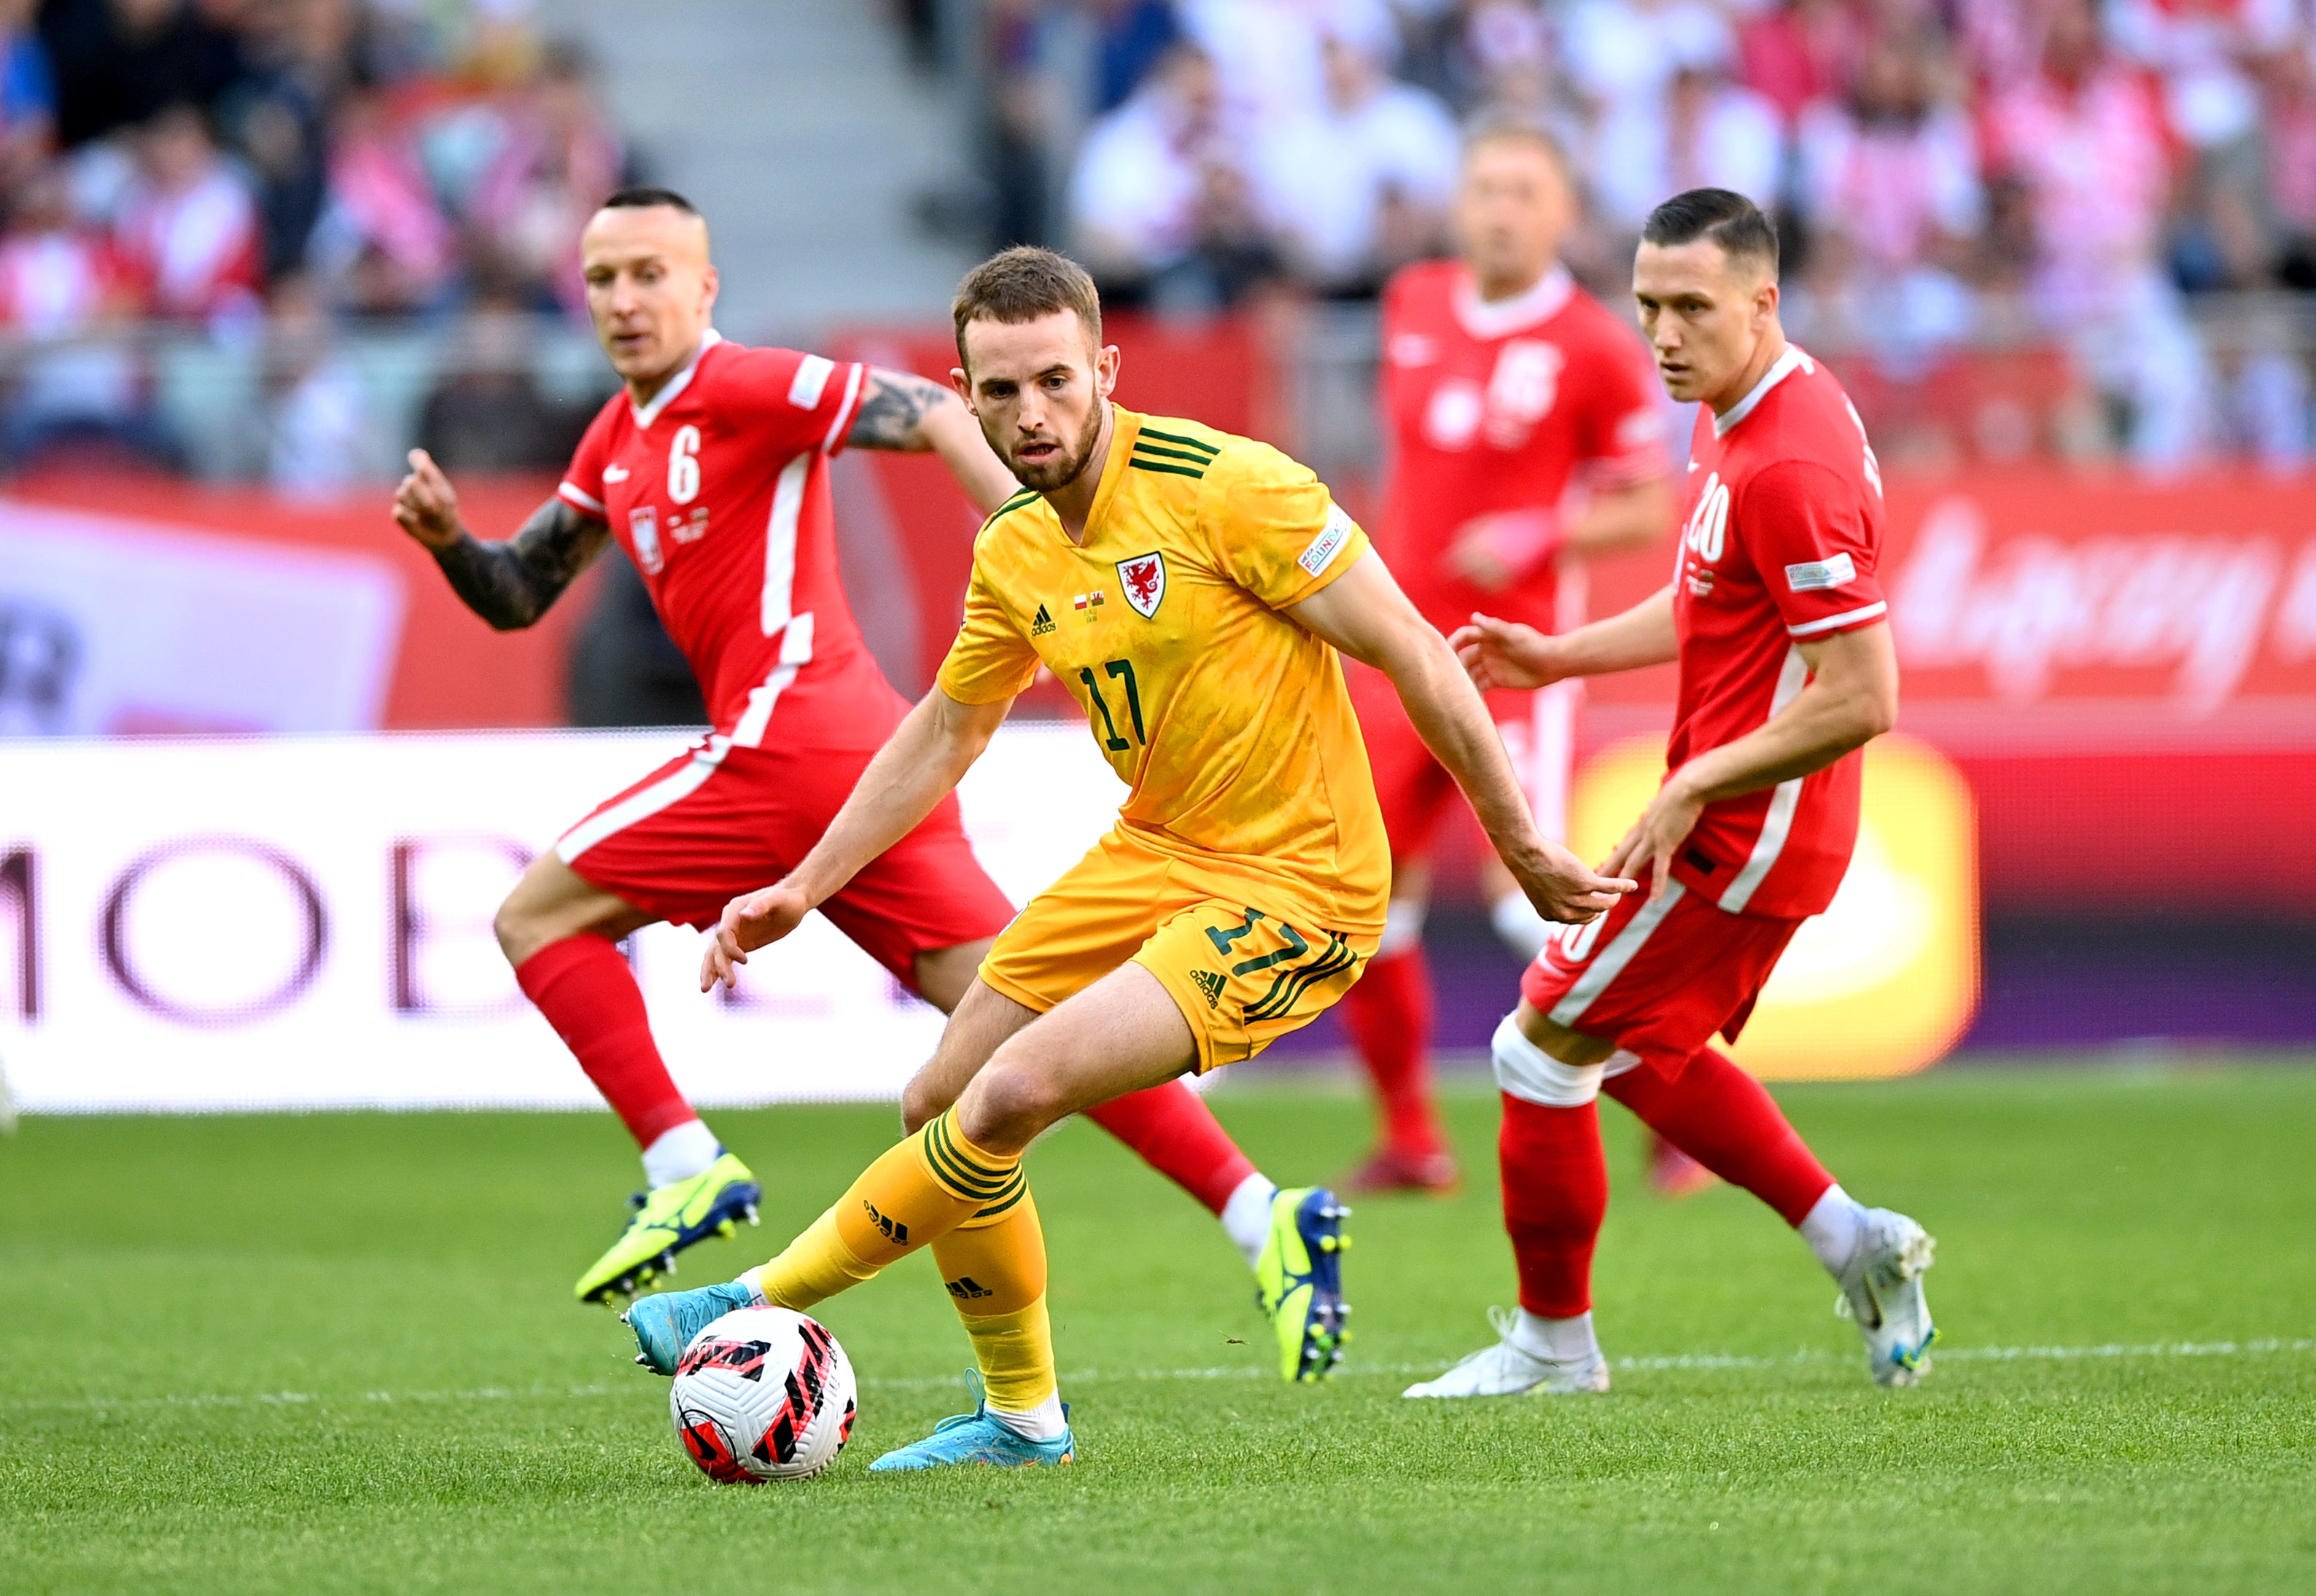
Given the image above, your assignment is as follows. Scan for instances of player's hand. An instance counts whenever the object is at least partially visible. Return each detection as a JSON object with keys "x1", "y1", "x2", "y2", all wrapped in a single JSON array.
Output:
[
  {"x1": 699, "y1": 883, "x2": 813, "y2": 992},
  {"x1": 392, "y1": 448, "x2": 464, "y2": 549},
  {"x1": 1507, "y1": 837, "x2": 1638, "y2": 924},
  {"x1": 1445, "y1": 521, "x2": 1518, "y2": 591},
  {"x1": 1445, "y1": 510, "x2": 1562, "y2": 592},
  {"x1": 1601, "y1": 768, "x2": 1708, "y2": 905},
  {"x1": 1451, "y1": 614, "x2": 1565, "y2": 692}
]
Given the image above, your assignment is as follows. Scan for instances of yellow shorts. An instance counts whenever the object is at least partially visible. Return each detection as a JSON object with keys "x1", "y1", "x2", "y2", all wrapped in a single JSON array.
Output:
[{"x1": 979, "y1": 828, "x2": 1378, "y2": 1074}]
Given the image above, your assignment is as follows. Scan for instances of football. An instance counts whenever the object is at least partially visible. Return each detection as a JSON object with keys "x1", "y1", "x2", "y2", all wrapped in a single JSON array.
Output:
[{"x1": 667, "y1": 1306, "x2": 857, "y2": 1483}]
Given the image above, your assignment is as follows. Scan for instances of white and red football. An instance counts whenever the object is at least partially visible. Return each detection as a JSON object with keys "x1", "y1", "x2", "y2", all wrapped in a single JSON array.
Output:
[{"x1": 667, "y1": 1306, "x2": 856, "y2": 1483}]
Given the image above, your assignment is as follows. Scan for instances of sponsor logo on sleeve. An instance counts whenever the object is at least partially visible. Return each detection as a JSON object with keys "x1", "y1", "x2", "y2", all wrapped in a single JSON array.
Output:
[
  {"x1": 1785, "y1": 552, "x2": 1857, "y2": 593},
  {"x1": 1298, "y1": 503, "x2": 1356, "y2": 577}
]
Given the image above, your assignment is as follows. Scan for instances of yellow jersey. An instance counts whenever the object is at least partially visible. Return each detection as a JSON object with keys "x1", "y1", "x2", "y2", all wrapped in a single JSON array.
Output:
[{"x1": 936, "y1": 405, "x2": 1390, "y2": 935}]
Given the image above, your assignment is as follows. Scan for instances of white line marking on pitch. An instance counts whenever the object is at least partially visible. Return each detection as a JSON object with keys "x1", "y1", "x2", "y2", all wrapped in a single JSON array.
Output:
[{"x1": 3, "y1": 1337, "x2": 2307, "y2": 1414}]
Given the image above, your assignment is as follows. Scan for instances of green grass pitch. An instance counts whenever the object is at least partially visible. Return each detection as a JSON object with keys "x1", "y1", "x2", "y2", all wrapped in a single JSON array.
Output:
[{"x1": 2, "y1": 1064, "x2": 2312, "y2": 1595}]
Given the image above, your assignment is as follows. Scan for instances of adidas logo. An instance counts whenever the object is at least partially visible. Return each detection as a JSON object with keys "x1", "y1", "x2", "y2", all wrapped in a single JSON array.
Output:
[
  {"x1": 1191, "y1": 970, "x2": 1225, "y2": 1010},
  {"x1": 1031, "y1": 604, "x2": 1056, "y2": 636},
  {"x1": 945, "y1": 1275, "x2": 995, "y2": 1301}
]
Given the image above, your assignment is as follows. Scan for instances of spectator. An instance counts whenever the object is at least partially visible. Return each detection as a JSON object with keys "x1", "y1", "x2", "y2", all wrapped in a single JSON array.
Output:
[
  {"x1": 261, "y1": 269, "x2": 369, "y2": 496},
  {"x1": 308, "y1": 79, "x2": 455, "y2": 315},
  {"x1": 2258, "y1": 36, "x2": 2316, "y2": 288},
  {"x1": 1176, "y1": 0, "x2": 1340, "y2": 133},
  {"x1": 0, "y1": 160, "x2": 171, "y2": 469},
  {"x1": 466, "y1": 39, "x2": 625, "y2": 314},
  {"x1": 1070, "y1": 41, "x2": 1279, "y2": 308},
  {"x1": 1582, "y1": 28, "x2": 1783, "y2": 237},
  {"x1": 1983, "y1": 0, "x2": 2214, "y2": 465},
  {"x1": 0, "y1": 0, "x2": 57, "y2": 189},
  {"x1": 1798, "y1": 30, "x2": 1982, "y2": 370},
  {"x1": 39, "y1": 0, "x2": 245, "y2": 149},
  {"x1": 1737, "y1": 0, "x2": 1865, "y2": 127},
  {"x1": 1251, "y1": 23, "x2": 1460, "y2": 294},
  {"x1": 1093, "y1": 0, "x2": 1183, "y2": 112},
  {"x1": 1460, "y1": 0, "x2": 1559, "y2": 122},
  {"x1": 414, "y1": 287, "x2": 589, "y2": 470},
  {"x1": 111, "y1": 101, "x2": 263, "y2": 323}
]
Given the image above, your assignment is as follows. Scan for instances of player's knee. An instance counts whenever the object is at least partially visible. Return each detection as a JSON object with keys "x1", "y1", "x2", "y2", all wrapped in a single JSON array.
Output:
[
  {"x1": 959, "y1": 1056, "x2": 1068, "y2": 1148},
  {"x1": 898, "y1": 1073, "x2": 954, "y2": 1136},
  {"x1": 1492, "y1": 1012, "x2": 1606, "y2": 1108},
  {"x1": 491, "y1": 893, "x2": 539, "y2": 965}
]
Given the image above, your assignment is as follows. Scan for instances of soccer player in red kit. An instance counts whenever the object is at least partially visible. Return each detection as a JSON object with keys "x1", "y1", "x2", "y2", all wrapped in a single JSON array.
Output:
[
  {"x1": 393, "y1": 189, "x2": 1314, "y2": 1322},
  {"x1": 1343, "y1": 122, "x2": 1682, "y2": 1194},
  {"x1": 1409, "y1": 190, "x2": 1938, "y2": 1395}
]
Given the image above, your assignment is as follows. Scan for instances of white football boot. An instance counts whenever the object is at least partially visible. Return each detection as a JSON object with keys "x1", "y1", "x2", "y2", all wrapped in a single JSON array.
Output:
[
  {"x1": 1403, "y1": 1308, "x2": 1612, "y2": 1398},
  {"x1": 1833, "y1": 1208, "x2": 1939, "y2": 1386}
]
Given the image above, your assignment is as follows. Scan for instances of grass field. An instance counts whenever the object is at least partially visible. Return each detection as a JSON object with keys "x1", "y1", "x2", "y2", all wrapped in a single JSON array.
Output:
[{"x1": 2, "y1": 1064, "x2": 2312, "y2": 1595}]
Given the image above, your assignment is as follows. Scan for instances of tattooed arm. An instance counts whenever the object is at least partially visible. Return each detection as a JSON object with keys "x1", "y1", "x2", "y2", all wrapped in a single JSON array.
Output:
[
  {"x1": 392, "y1": 448, "x2": 612, "y2": 631},
  {"x1": 847, "y1": 365, "x2": 1019, "y2": 515}
]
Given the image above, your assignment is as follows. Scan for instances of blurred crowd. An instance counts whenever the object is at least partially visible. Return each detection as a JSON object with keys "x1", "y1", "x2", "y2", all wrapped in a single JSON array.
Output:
[
  {"x1": 0, "y1": 0, "x2": 632, "y2": 484},
  {"x1": 971, "y1": 0, "x2": 2316, "y2": 466}
]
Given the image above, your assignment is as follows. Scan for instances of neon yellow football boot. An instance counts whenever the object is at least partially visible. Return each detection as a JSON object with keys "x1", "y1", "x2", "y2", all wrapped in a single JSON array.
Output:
[
  {"x1": 574, "y1": 1151, "x2": 761, "y2": 1305},
  {"x1": 1253, "y1": 1185, "x2": 1351, "y2": 1380}
]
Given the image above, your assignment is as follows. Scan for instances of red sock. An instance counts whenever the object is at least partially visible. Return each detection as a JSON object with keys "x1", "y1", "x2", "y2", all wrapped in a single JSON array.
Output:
[
  {"x1": 1603, "y1": 1048, "x2": 1835, "y2": 1226},
  {"x1": 1339, "y1": 946, "x2": 1444, "y2": 1156},
  {"x1": 1499, "y1": 1093, "x2": 1607, "y2": 1318},
  {"x1": 1083, "y1": 1080, "x2": 1256, "y2": 1215},
  {"x1": 514, "y1": 935, "x2": 694, "y2": 1150}
]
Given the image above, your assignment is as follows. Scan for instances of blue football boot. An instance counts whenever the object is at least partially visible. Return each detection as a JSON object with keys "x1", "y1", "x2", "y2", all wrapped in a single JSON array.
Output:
[
  {"x1": 622, "y1": 1280, "x2": 757, "y2": 1375},
  {"x1": 867, "y1": 1375, "x2": 1075, "y2": 1472}
]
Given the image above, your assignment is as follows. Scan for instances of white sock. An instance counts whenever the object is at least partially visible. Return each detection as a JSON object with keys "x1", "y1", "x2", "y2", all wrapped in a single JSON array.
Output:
[
  {"x1": 1377, "y1": 897, "x2": 1428, "y2": 959},
  {"x1": 641, "y1": 1119, "x2": 721, "y2": 1188},
  {"x1": 1799, "y1": 1184, "x2": 1867, "y2": 1277},
  {"x1": 984, "y1": 1391, "x2": 1068, "y2": 1441},
  {"x1": 737, "y1": 1268, "x2": 768, "y2": 1306},
  {"x1": 1489, "y1": 891, "x2": 1553, "y2": 962},
  {"x1": 1509, "y1": 1307, "x2": 1600, "y2": 1365},
  {"x1": 1219, "y1": 1172, "x2": 1279, "y2": 1269}
]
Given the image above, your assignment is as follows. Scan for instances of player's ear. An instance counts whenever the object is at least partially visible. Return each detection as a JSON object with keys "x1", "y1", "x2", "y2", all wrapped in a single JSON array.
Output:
[
  {"x1": 699, "y1": 262, "x2": 719, "y2": 316},
  {"x1": 1755, "y1": 274, "x2": 1779, "y2": 328},
  {"x1": 949, "y1": 365, "x2": 974, "y2": 410},
  {"x1": 1094, "y1": 343, "x2": 1122, "y2": 400}
]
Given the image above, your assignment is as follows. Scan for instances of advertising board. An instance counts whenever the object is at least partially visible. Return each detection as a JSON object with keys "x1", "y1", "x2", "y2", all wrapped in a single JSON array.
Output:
[{"x1": 0, "y1": 725, "x2": 1127, "y2": 1113}]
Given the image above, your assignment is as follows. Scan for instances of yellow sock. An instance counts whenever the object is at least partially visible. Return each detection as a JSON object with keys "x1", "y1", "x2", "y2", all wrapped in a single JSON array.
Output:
[
  {"x1": 755, "y1": 1108, "x2": 1023, "y2": 1311},
  {"x1": 933, "y1": 1188, "x2": 1056, "y2": 1412}
]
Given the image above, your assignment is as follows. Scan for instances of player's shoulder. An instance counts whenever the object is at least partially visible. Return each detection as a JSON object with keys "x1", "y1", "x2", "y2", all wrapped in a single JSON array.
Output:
[
  {"x1": 1121, "y1": 410, "x2": 1269, "y2": 505},
  {"x1": 973, "y1": 484, "x2": 1047, "y2": 558},
  {"x1": 1136, "y1": 413, "x2": 1307, "y2": 488},
  {"x1": 696, "y1": 338, "x2": 815, "y2": 398},
  {"x1": 1556, "y1": 283, "x2": 1648, "y2": 350},
  {"x1": 1732, "y1": 357, "x2": 1876, "y2": 502},
  {"x1": 1380, "y1": 258, "x2": 1460, "y2": 324}
]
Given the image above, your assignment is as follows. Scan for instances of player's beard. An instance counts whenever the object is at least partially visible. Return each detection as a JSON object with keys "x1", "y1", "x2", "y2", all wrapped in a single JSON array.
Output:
[{"x1": 1005, "y1": 408, "x2": 1103, "y2": 494}]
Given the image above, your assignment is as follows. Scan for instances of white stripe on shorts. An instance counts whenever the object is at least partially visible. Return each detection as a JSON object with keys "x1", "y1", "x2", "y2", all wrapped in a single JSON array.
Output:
[
  {"x1": 1547, "y1": 880, "x2": 1687, "y2": 1028},
  {"x1": 556, "y1": 739, "x2": 728, "y2": 865}
]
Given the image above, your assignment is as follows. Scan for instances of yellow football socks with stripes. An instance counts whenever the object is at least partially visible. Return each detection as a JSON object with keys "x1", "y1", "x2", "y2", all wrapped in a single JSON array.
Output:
[
  {"x1": 933, "y1": 1190, "x2": 1056, "y2": 1414},
  {"x1": 753, "y1": 1107, "x2": 1025, "y2": 1311}
]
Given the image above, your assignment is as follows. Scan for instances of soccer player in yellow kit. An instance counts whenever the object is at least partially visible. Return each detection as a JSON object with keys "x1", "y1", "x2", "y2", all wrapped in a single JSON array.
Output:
[{"x1": 623, "y1": 247, "x2": 1633, "y2": 1471}]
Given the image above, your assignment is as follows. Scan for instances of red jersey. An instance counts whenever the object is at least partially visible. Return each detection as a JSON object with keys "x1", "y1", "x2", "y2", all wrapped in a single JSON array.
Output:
[
  {"x1": 559, "y1": 332, "x2": 895, "y2": 751},
  {"x1": 1377, "y1": 260, "x2": 1668, "y2": 636},
  {"x1": 1668, "y1": 346, "x2": 1889, "y2": 920}
]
